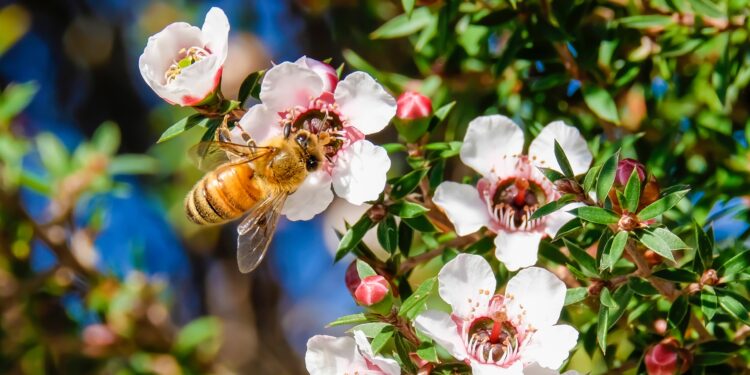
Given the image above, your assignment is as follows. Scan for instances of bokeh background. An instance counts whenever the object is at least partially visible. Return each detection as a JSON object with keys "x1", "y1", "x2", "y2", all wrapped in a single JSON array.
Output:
[{"x1": 0, "y1": 0, "x2": 411, "y2": 373}]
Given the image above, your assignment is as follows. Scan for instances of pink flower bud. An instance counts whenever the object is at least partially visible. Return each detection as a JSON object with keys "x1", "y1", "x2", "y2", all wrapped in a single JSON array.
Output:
[
  {"x1": 616, "y1": 158, "x2": 646, "y2": 186},
  {"x1": 396, "y1": 91, "x2": 433, "y2": 120},
  {"x1": 83, "y1": 324, "x2": 117, "y2": 348},
  {"x1": 645, "y1": 339, "x2": 690, "y2": 375},
  {"x1": 354, "y1": 275, "x2": 389, "y2": 306},
  {"x1": 296, "y1": 56, "x2": 338, "y2": 93},
  {"x1": 344, "y1": 261, "x2": 361, "y2": 296}
]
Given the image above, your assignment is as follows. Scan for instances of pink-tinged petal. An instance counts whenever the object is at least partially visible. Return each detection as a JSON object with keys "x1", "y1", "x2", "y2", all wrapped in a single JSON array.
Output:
[
  {"x1": 353, "y1": 331, "x2": 401, "y2": 375},
  {"x1": 260, "y1": 62, "x2": 324, "y2": 112},
  {"x1": 201, "y1": 7, "x2": 229, "y2": 63},
  {"x1": 544, "y1": 203, "x2": 583, "y2": 237},
  {"x1": 168, "y1": 54, "x2": 223, "y2": 105},
  {"x1": 282, "y1": 170, "x2": 334, "y2": 221},
  {"x1": 523, "y1": 362, "x2": 580, "y2": 375},
  {"x1": 295, "y1": 56, "x2": 339, "y2": 93},
  {"x1": 235, "y1": 104, "x2": 283, "y2": 145},
  {"x1": 335, "y1": 72, "x2": 396, "y2": 135},
  {"x1": 528, "y1": 121, "x2": 592, "y2": 176},
  {"x1": 433, "y1": 182, "x2": 491, "y2": 236},
  {"x1": 520, "y1": 325, "x2": 579, "y2": 371},
  {"x1": 505, "y1": 267, "x2": 567, "y2": 329},
  {"x1": 472, "y1": 361, "x2": 524, "y2": 375},
  {"x1": 494, "y1": 231, "x2": 544, "y2": 271},
  {"x1": 438, "y1": 254, "x2": 496, "y2": 320},
  {"x1": 305, "y1": 335, "x2": 362, "y2": 375},
  {"x1": 460, "y1": 115, "x2": 525, "y2": 177},
  {"x1": 332, "y1": 140, "x2": 390, "y2": 205},
  {"x1": 414, "y1": 310, "x2": 468, "y2": 360}
]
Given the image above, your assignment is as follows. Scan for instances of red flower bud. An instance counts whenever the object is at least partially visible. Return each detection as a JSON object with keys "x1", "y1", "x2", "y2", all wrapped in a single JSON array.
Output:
[
  {"x1": 616, "y1": 158, "x2": 647, "y2": 186},
  {"x1": 645, "y1": 339, "x2": 691, "y2": 375},
  {"x1": 354, "y1": 275, "x2": 389, "y2": 306},
  {"x1": 344, "y1": 261, "x2": 361, "y2": 296},
  {"x1": 396, "y1": 91, "x2": 432, "y2": 120}
]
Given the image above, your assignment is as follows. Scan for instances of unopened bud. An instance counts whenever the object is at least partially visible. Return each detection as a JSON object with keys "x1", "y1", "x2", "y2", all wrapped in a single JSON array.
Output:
[
  {"x1": 368, "y1": 204, "x2": 387, "y2": 222},
  {"x1": 554, "y1": 178, "x2": 583, "y2": 195},
  {"x1": 618, "y1": 213, "x2": 640, "y2": 232},
  {"x1": 645, "y1": 338, "x2": 691, "y2": 375},
  {"x1": 354, "y1": 275, "x2": 390, "y2": 306},
  {"x1": 344, "y1": 261, "x2": 361, "y2": 296},
  {"x1": 83, "y1": 324, "x2": 117, "y2": 348},
  {"x1": 700, "y1": 269, "x2": 719, "y2": 286},
  {"x1": 616, "y1": 158, "x2": 646, "y2": 186},
  {"x1": 396, "y1": 91, "x2": 433, "y2": 120}
]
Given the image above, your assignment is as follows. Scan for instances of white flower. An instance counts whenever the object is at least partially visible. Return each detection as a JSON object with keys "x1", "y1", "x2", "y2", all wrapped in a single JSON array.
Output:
[
  {"x1": 233, "y1": 58, "x2": 396, "y2": 221},
  {"x1": 139, "y1": 7, "x2": 229, "y2": 106},
  {"x1": 433, "y1": 116, "x2": 592, "y2": 270},
  {"x1": 414, "y1": 254, "x2": 579, "y2": 374},
  {"x1": 305, "y1": 330, "x2": 400, "y2": 375}
]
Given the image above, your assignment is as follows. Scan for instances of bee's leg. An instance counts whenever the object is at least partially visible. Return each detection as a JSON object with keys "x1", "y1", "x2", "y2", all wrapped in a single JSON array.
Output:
[
  {"x1": 216, "y1": 117, "x2": 235, "y2": 143},
  {"x1": 283, "y1": 122, "x2": 292, "y2": 139}
]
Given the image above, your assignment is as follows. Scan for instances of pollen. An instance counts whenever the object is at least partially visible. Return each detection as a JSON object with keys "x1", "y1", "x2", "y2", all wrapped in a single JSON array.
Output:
[{"x1": 164, "y1": 46, "x2": 210, "y2": 84}]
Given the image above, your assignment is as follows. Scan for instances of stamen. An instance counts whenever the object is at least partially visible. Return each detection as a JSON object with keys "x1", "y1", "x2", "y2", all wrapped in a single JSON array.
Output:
[{"x1": 165, "y1": 46, "x2": 210, "y2": 84}]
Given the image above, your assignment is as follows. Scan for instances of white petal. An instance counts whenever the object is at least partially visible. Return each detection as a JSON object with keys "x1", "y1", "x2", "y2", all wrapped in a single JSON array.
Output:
[
  {"x1": 438, "y1": 254, "x2": 496, "y2": 320},
  {"x1": 295, "y1": 56, "x2": 339, "y2": 93},
  {"x1": 201, "y1": 7, "x2": 229, "y2": 63},
  {"x1": 305, "y1": 335, "x2": 360, "y2": 375},
  {"x1": 168, "y1": 54, "x2": 223, "y2": 105},
  {"x1": 460, "y1": 115, "x2": 525, "y2": 177},
  {"x1": 414, "y1": 310, "x2": 467, "y2": 360},
  {"x1": 494, "y1": 231, "x2": 544, "y2": 271},
  {"x1": 353, "y1": 331, "x2": 401, "y2": 375},
  {"x1": 524, "y1": 362, "x2": 580, "y2": 375},
  {"x1": 505, "y1": 267, "x2": 567, "y2": 329},
  {"x1": 260, "y1": 62, "x2": 323, "y2": 112},
  {"x1": 528, "y1": 121, "x2": 592, "y2": 176},
  {"x1": 521, "y1": 325, "x2": 579, "y2": 371},
  {"x1": 332, "y1": 141, "x2": 390, "y2": 205},
  {"x1": 544, "y1": 203, "x2": 583, "y2": 237},
  {"x1": 433, "y1": 182, "x2": 491, "y2": 236},
  {"x1": 235, "y1": 104, "x2": 283, "y2": 145},
  {"x1": 472, "y1": 361, "x2": 524, "y2": 375},
  {"x1": 335, "y1": 72, "x2": 396, "y2": 135},
  {"x1": 282, "y1": 170, "x2": 334, "y2": 221}
]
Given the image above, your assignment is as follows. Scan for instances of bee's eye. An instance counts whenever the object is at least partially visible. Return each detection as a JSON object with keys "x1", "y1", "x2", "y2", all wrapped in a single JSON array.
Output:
[{"x1": 306, "y1": 157, "x2": 318, "y2": 171}]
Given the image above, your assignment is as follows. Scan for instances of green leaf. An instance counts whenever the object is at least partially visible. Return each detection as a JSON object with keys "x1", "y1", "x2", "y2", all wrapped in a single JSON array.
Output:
[
  {"x1": 237, "y1": 70, "x2": 264, "y2": 105},
  {"x1": 35, "y1": 133, "x2": 69, "y2": 177},
  {"x1": 416, "y1": 341, "x2": 438, "y2": 362},
  {"x1": 583, "y1": 164, "x2": 601, "y2": 194},
  {"x1": 668, "y1": 295, "x2": 689, "y2": 328},
  {"x1": 597, "y1": 307, "x2": 609, "y2": 354},
  {"x1": 637, "y1": 230, "x2": 676, "y2": 261},
  {"x1": 649, "y1": 227, "x2": 689, "y2": 250},
  {"x1": 91, "y1": 121, "x2": 120, "y2": 156},
  {"x1": 596, "y1": 152, "x2": 620, "y2": 203},
  {"x1": 370, "y1": 326, "x2": 395, "y2": 354},
  {"x1": 399, "y1": 277, "x2": 437, "y2": 319},
  {"x1": 718, "y1": 249, "x2": 750, "y2": 277},
  {"x1": 530, "y1": 194, "x2": 575, "y2": 221},
  {"x1": 370, "y1": 7, "x2": 431, "y2": 39},
  {"x1": 554, "y1": 218, "x2": 583, "y2": 239},
  {"x1": 218, "y1": 99, "x2": 241, "y2": 115},
  {"x1": 356, "y1": 259, "x2": 377, "y2": 279},
  {"x1": 427, "y1": 101, "x2": 456, "y2": 133},
  {"x1": 402, "y1": 215, "x2": 437, "y2": 232},
  {"x1": 402, "y1": 0, "x2": 415, "y2": 16},
  {"x1": 694, "y1": 353, "x2": 733, "y2": 366},
  {"x1": 565, "y1": 239, "x2": 599, "y2": 278},
  {"x1": 618, "y1": 15, "x2": 675, "y2": 29},
  {"x1": 326, "y1": 313, "x2": 369, "y2": 327},
  {"x1": 382, "y1": 143, "x2": 408, "y2": 153},
  {"x1": 693, "y1": 222, "x2": 714, "y2": 273},
  {"x1": 600, "y1": 288, "x2": 619, "y2": 309},
  {"x1": 531, "y1": 73, "x2": 568, "y2": 92},
  {"x1": 538, "y1": 167, "x2": 566, "y2": 182},
  {"x1": 553, "y1": 140, "x2": 575, "y2": 177},
  {"x1": 377, "y1": 215, "x2": 398, "y2": 254},
  {"x1": 0, "y1": 82, "x2": 37, "y2": 124},
  {"x1": 398, "y1": 221, "x2": 413, "y2": 256},
  {"x1": 701, "y1": 286, "x2": 718, "y2": 320},
  {"x1": 389, "y1": 201, "x2": 429, "y2": 218},
  {"x1": 573, "y1": 206, "x2": 620, "y2": 225},
  {"x1": 628, "y1": 277, "x2": 659, "y2": 296},
  {"x1": 718, "y1": 291, "x2": 750, "y2": 325},
  {"x1": 157, "y1": 114, "x2": 208, "y2": 143},
  {"x1": 652, "y1": 268, "x2": 698, "y2": 282},
  {"x1": 349, "y1": 322, "x2": 390, "y2": 337},
  {"x1": 637, "y1": 189, "x2": 690, "y2": 221},
  {"x1": 109, "y1": 154, "x2": 158, "y2": 175},
  {"x1": 688, "y1": 0, "x2": 724, "y2": 18},
  {"x1": 583, "y1": 85, "x2": 620, "y2": 124},
  {"x1": 174, "y1": 317, "x2": 221, "y2": 357},
  {"x1": 394, "y1": 333, "x2": 417, "y2": 374},
  {"x1": 565, "y1": 287, "x2": 588, "y2": 305},
  {"x1": 390, "y1": 169, "x2": 428, "y2": 199},
  {"x1": 601, "y1": 230, "x2": 628, "y2": 271},
  {"x1": 335, "y1": 215, "x2": 375, "y2": 261},
  {"x1": 622, "y1": 169, "x2": 641, "y2": 213}
]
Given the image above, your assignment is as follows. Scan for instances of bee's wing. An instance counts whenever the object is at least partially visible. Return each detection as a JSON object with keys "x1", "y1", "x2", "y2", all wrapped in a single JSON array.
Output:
[
  {"x1": 235, "y1": 192, "x2": 288, "y2": 273},
  {"x1": 188, "y1": 141, "x2": 274, "y2": 172}
]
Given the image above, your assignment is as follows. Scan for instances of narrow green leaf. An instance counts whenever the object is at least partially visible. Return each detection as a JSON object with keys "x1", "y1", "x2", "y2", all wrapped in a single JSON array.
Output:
[
  {"x1": 583, "y1": 85, "x2": 620, "y2": 124},
  {"x1": 389, "y1": 201, "x2": 429, "y2": 218},
  {"x1": 668, "y1": 295, "x2": 689, "y2": 328},
  {"x1": 530, "y1": 194, "x2": 575, "y2": 221},
  {"x1": 92, "y1": 121, "x2": 120, "y2": 156},
  {"x1": 371, "y1": 326, "x2": 395, "y2": 354},
  {"x1": 399, "y1": 277, "x2": 437, "y2": 319},
  {"x1": 0, "y1": 82, "x2": 38, "y2": 124},
  {"x1": 565, "y1": 239, "x2": 599, "y2": 278},
  {"x1": 718, "y1": 249, "x2": 750, "y2": 277},
  {"x1": 573, "y1": 206, "x2": 620, "y2": 225},
  {"x1": 596, "y1": 152, "x2": 620, "y2": 203},
  {"x1": 638, "y1": 230, "x2": 676, "y2": 261},
  {"x1": 356, "y1": 259, "x2": 377, "y2": 279},
  {"x1": 157, "y1": 114, "x2": 204, "y2": 143},
  {"x1": 237, "y1": 70, "x2": 264, "y2": 104},
  {"x1": 109, "y1": 154, "x2": 158, "y2": 175},
  {"x1": 416, "y1": 341, "x2": 438, "y2": 362},
  {"x1": 174, "y1": 317, "x2": 221, "y2": 356},
  {"x1": 390, "y1": 169, "x2": 428, "y2": 199},
  {"x1": 35, "y1": 133, "x2": 69, "y2": 177},
  {"x1": 335, "y1": 216, "x2": 375, "y2": 261},
  {"x1": 327, "y1": 313, "x2": 369, "y2": 327},
  {"x1": 649, "y1": 227, "x2": 689, "y2": 250},
  {"x1": 701, "y1": 286, "x2": 718, "y2": 320},
  {"x1": 623, "y1": 169, "x2": 641, "y2": 213},
  {"x1": 694, "y1": 222, "x2": 714, "y2": 273},
  {"x1": 538, "y1": 167, "x2": 566, "y2": 182},
  {"x1": 597, "y1": 307, "x2": 609, "y2": 354},
  {"x1": 554, "y1": 140, "x2": 575, "y2": 177},
  {"x1": 394, "y1": 333, "x2": 417, "y2": 374},
  {"x1": 402, "y1": 215, "x2": 437, "y2": 232},
  {"x1": 583, "y1": 164, "x2": 601, "y2": 194},
  {"x1": 618, "y1": 15, "x2": 675, "y2": 29},
  {"x1": 652, "y1": 268, "x2": 698, "y2": 282},
  {"x1": 600, "y1": 288, "x2": 619, "y2": 309},
  {"x1": 602, "y1": 231, "x2": 628, "y2": 271},
  {"x1": 370, "y1": 7, "x2": 431, "y2": 39},
  {"x1": 628, "y1": 277, "x2": 659, "y2": 296},
  {"x1": 377, "y1": 215, "x2": 398, "y2": 254},
  {"x1": 637, "y1": 189, "x2": 690, "y2": 221},
  {"x1": 718, "y1": 291, "x2": 750, "y2": 325},
  {"x1": 402, "y1": 0, "x2": 415, "y2": 16},
  {"x1": 349, "y1": 322, "x2": 390, "y2": 338},
  {"x1": 398, "y1": 221, "x2": 413, "y2": 256},
  {"x1": 688, "y1": 0, "x2": 724, "y2": 18},
  {"x1": 565, "y1": 287, "x2": 588, "y2": 305},
  {"x1": 427, "y1": 101, "x2": 456, "y2": 133}
]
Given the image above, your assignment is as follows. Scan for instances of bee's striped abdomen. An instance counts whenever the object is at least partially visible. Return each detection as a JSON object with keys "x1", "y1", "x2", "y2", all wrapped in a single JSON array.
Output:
[{"x1": 185, "y1": 163, "x2": 265, "y2": 225}]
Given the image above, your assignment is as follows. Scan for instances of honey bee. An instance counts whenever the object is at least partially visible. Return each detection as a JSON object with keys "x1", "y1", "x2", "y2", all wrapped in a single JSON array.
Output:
[{"x1": 185, "y1": 124, "x2": 330, "y2": 273}]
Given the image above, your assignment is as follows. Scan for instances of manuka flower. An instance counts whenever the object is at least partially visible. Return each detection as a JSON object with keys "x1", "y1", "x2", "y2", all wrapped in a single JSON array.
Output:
[
  {"x1": 305, "y1": 330, "x2": 400, "y2": 375},
  {"x1": 414, "y1": 254, "x2": 579, "y2": 374},
  {"x1": 139, "y1": 7, "x2": 229, "y2": 106},
  {"x1": 233, "y1": 58, "x2": 396, "y2": 220},
  {"x1": 433, "y1": 115, "x2": 592, "y2": 270}
]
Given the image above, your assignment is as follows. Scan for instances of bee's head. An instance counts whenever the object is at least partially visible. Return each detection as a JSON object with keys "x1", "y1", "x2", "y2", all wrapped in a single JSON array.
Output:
[{"x1": 294, "y1": 130, "x2": 323, "y2": 172}]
